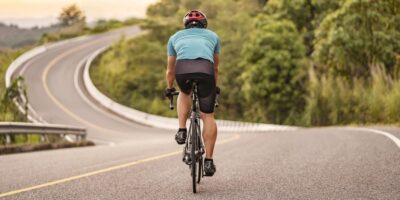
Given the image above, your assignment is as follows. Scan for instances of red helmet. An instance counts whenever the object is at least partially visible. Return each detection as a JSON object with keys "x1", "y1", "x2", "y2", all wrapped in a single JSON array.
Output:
[{"x1": 183, "y1": 10, "x2": 208, "y2": 28}]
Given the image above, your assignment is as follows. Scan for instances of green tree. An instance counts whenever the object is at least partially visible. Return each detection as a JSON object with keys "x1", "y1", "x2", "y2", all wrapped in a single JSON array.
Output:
[
  {"x1": 241, "y1": 14, "x2": 307, "y2": 124},
  {"x1": 265, "y1": 0, "x2": 343, "y2": 55},
  {"x1": 198, "y1": 0, "x2": 262, "y2": 120},
  {"x1": 314, "y1": 0, "x2": 400, "y2": 78},
  {"x1": 58, "y1": 4, "x2": 86, "y2": 27}
]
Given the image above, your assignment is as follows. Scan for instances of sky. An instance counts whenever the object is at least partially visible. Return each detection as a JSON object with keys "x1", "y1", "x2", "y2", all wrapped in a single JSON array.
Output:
[{"x1": 0, "y1": 0, "x2": 158, "y2": 28}]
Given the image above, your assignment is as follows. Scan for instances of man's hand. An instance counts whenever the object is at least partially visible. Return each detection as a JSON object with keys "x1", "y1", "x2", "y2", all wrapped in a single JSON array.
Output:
[{"x1": 164, "y1": 87, "x2": 176, "y2": 98}]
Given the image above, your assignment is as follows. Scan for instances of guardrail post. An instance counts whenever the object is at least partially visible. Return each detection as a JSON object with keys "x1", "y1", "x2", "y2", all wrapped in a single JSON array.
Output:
[{"x1": 6, "y1": 134, "x2": 11, "y2": 144}]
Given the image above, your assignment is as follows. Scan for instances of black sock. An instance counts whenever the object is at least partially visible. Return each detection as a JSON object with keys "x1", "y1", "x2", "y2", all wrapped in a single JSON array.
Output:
[
  {"x1": 205, "y1": 158, "x2": 213, "y2": 162},
  {"x1": 179, "y1": 128, "x2": 187, "y2": 132}
]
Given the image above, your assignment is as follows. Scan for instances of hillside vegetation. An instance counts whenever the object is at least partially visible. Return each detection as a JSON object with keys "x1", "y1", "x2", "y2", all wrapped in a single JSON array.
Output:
[
  {"x1": 92, "y1": 0, "x2": 399, "y2": 126},
  {"x1": 0, "y1": 4, "x2": 141, "y2": 49},
  {"x1": 0, "y1": 23, "x2": 56, "y2": 49}
]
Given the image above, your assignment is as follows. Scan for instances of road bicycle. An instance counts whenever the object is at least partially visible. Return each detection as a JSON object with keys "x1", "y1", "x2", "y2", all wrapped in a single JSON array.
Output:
[{"x1": 168, "y1": 81, "x2": 219, "y2": 193}]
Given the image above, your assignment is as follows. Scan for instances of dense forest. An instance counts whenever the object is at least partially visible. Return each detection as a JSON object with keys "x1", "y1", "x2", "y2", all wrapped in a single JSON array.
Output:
[{"x1": 91, "y1": 0, "x2": 400, "y2": 126}]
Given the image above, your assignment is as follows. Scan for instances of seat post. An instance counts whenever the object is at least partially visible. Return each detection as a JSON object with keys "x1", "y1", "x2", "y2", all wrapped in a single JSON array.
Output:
[{"x1": 192, "y1": 81, "x2": 198, "y2": 112}]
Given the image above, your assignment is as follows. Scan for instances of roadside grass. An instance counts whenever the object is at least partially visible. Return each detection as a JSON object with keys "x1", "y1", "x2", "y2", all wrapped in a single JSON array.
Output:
[
  {"x1": 0, "y1": 134, "x2": 95, "y2": 155},
  {"x1": 0, "y1": 140, "x2": 95, "y2": 155},
  {"x1": 88, "y1": 18, "x2": 142, "y2": 34},
  {"x1": 303, "y1": 65, "x2": 400, "y2": 126},
  {"x1": 0, "y1": 134, "x2": 63, "y2": 145},
  {"x1": 90, "y1": 34, "x2": 177, "y2": 118},
  {"x1": 0, "y1": 49, "x2": 29, "y2": 123}
]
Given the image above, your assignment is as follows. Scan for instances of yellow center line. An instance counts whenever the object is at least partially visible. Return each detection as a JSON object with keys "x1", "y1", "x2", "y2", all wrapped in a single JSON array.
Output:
[
  {"x1": 0, "y1": 134, "x2": 240, "y2": 198},
  {"x1": 41, "y1": 39, "x2": 124, "y2": 134}
]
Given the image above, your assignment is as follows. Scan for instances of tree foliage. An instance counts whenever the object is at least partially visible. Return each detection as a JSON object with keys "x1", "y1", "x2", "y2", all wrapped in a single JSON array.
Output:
[
  {"x1": 265, "y1": 0, "x2": 343, "y2": 55},
  {"x1": 314, "y1": 0, "x2": 400, "y2": 78},
  {"x1": 40, "y1": 4, "x2": 87, "y2": 43},
  {"x1": 241, "y1": 15, "x2": 307, "y2": 124},
  {"x1": 58, "y1": 4, "x2": 86, "y2": 27}
]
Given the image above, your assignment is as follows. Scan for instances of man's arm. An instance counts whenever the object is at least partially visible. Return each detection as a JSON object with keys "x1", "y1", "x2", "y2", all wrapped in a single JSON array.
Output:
[
  {"x1": 166, "y1": 56, "x2": 176, "y2": 88},
  {"x1": 213, "y1": 53, "x2": 219, "y2": 84}
]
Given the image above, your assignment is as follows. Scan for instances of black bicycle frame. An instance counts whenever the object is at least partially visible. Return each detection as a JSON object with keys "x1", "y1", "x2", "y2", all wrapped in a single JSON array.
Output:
[
  {"x1": 185, "y1": 81, "x2": 204, "y2": 161},
  {"x1": 190, "y1": 82, "x2": 204, "y2": 157}
]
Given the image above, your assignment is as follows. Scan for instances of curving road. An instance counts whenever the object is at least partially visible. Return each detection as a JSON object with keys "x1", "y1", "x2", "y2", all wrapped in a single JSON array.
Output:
[{"x1": 1, "y1": 26, "x2": 399, "y2": 199}]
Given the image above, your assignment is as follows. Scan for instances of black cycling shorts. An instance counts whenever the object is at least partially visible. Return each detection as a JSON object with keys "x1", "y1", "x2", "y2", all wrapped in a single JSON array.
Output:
[{"x1": 175, "y1": 59, "x2": 216, "y2": 113}]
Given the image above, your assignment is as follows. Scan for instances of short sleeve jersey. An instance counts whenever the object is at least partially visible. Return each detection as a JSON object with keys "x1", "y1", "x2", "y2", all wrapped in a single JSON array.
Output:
[{"x1": 167, "y1": 28, "x2": 220, "y2": 63}]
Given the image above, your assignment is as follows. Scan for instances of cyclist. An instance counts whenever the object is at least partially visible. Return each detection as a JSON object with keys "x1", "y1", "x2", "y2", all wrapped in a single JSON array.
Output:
[{"x1": 164, "y1": 10, "x2": 220, "y2": 177}]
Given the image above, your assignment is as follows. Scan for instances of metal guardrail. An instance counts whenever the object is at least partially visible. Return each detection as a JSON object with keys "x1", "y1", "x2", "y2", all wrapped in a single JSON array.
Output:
[
  {"x1": 83, "y1": 47, "x2": 297, "y2": 132},
  {"x1": 0, "y1": 122, "x2": 86, "y2": 144}
]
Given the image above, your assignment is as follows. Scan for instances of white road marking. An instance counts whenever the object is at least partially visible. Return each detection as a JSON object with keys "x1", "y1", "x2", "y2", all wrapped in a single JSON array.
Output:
[
  {"x1": 73, "y1": 55, "x2": 140, "y2": 146},
  {"x1": 73, "y1": 53, "x2": 141, "y2": 132},
  {"x1": 41, "y1": 40, "x2": 132, "y2": 136},
  {"x1": 18, "y1": 53, "x2": 48, "y2": 123},
  {"x1": 345, "y1": 127, "x2": 400, "y2": 149},
  {"x1": 18, "y1": 39, "x2": 122, "y2": 145}
]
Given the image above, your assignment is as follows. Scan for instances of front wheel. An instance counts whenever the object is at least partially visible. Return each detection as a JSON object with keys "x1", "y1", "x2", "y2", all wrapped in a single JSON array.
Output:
[
  {"x1": 197, "y1": 156, "x2": 203, "y2": 184},
  {"x1": 191, "y1": 120, "x2": 197, "y2": 193}
]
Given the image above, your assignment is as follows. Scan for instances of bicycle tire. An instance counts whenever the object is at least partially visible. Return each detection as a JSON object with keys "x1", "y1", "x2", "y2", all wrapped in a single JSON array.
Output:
[
  {"x1": 197, "y1": 156, "x2": 203, "y2": 184},
  {"x1": 197, "y1": 124, "x2": 203, "y2": 184},
  {"x1": 191, "y1": 119, "x2": 197, "y2": 193}
]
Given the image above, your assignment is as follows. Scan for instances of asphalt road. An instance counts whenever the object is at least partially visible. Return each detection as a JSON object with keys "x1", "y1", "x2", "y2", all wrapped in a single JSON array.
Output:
[{"x1": 1, "y1": 26, "x2": 399, "y2": 199}]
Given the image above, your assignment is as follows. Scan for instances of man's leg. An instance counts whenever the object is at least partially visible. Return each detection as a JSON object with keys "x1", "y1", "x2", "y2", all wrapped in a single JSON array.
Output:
[
  {"x1": 177, "y1": 92, "x2": 191, "y2": 128},
  {"x1": 201, "y1": 112, "x2": 217, "y2": 159}
]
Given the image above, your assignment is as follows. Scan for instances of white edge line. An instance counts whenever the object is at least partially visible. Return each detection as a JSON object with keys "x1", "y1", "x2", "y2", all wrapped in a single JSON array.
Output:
[
  {"x1": 73, "y1": 54, "x2": 119, "y2": 147},
  {"x1": 73, "y1": 53, "x2": 139, "y2": 129},
  {"x1": 17, "y1": 51, "x2": 48, "y2": 124},
  {"x1": 345, "y1": 127, "x2": 400, "y2": 149},
  {"x1": 16, "y1": 36, "x2": 116, "y2": 146}
]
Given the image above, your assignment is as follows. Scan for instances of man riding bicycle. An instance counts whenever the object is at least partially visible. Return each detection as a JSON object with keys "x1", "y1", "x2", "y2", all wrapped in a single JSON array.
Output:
[{"x1": 164, "y1": 10, "x2": 220, "y2": 177}]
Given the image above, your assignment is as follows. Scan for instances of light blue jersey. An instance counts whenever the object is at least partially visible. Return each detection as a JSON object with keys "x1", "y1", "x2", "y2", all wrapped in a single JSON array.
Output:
[{"x1": 167, "y1": 28, "x2": 220, "y2": 63}]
